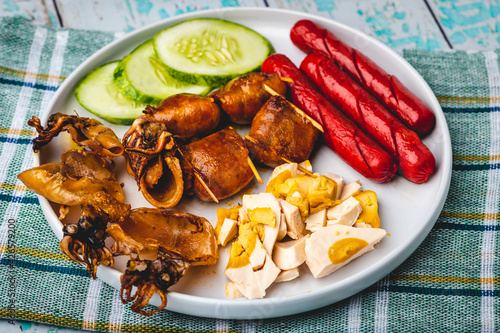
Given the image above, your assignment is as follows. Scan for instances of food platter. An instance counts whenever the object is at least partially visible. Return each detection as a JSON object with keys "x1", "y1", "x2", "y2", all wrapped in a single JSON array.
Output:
[{"x1": 35, "y1": 8, "x2": 452, "y2": 319}]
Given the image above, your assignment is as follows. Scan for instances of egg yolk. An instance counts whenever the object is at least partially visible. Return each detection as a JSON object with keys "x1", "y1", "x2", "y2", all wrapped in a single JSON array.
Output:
[
  {"x1": 226, "y1": 239, "x2": 250, "y2": 269},
  {"x1": 328, "y1": 238, "x2": 368, "y2": 264},
  {"x1": 266, "y1": 169, "x2": 293, "y2": 196},
  {"x1": 353, "y1": 190, "x2": 380, "y2": 228},
  {"x1": 248, "y1": 207, "x2": 276, "y2": 227}
]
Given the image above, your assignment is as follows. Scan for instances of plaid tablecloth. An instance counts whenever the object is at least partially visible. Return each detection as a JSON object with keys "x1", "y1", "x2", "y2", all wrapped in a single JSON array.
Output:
[{"x1": 0, "y1": 16, "x2": 499, "y2": 332}]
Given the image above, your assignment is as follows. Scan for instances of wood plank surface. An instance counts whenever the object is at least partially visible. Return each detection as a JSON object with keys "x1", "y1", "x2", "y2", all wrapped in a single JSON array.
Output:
[
  {"x1": 427, "y1": 0, "x2": 500, "y2": 50},
  {"x1": 2, "y1": 0, "x2": 500, "y2": 51}
]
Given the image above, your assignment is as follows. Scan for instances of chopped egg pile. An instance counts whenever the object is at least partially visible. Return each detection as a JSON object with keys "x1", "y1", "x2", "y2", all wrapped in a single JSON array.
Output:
[{"x1": 214, "y1": 161, "x2": 386, "y2": 299}]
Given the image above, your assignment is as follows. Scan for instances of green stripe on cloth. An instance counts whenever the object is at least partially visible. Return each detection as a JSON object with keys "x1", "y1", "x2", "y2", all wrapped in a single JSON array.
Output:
[{"x1": 1, "y1": 16, "x2": 499, "y2": 332}]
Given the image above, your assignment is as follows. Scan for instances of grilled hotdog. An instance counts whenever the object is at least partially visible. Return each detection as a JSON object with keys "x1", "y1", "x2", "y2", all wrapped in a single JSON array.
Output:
[
  {"x1": 290, "y1": 19, "x2": 435, "y2": 137},
  {"x1": 261, "y1": 53, "x2": 397, "y2": 183},
  {"x1": 210, "y1": 72, "x2": 288, "y2": 124},
  {"x1": 301, "y1": 53, "x2": 435, "y2": 183},
  {"x1": 246, "y1": 95, "x2": 319, "y2": 168}
]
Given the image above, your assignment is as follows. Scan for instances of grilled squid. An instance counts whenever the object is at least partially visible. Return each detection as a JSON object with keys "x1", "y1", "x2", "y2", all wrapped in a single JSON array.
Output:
[
  {"x1": 180, "y1": 128, "x2": 255, "y2": 202},
  {"x1": 17, "y1": 150, "x2": 130, "y2": 277},
  {"x1": 107, "y1": 208, "x2": 218, "y2": 316},
  {"x1": 28, "y1": 112, "x2": 124, "y2": 157},
  {"x1": 210, "y1": 72, "x2": 288, "y2": 124},
  {"x1": 122, "y1": 118, "x2": 184, "y2": 209},
  {"x1": 142, "y1": 93, "x2": 221, "y2": 140},
  {"x1": 246, "y1": 95, "x2": 319, "y2": 168}
]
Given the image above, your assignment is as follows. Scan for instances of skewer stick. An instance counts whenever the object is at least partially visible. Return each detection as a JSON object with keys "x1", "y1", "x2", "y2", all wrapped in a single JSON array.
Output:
[
  {"x1": 194, "y1": 172, "x2": 219, "y2": 203},
  {"x1": 263, "y1": 84, "x2": 324, "y2": 133},
  {"x1": 279, "y1": 76, "x2": 294, "y2": 83},
  {"x1": 177, "y1": 148, "x2": 219, "y2": 203},
  {"x1": 281, "y1": 157, "x2": 315, "y2": 177},
  {"x1": 245, "y1": 135, "x2": 315, "y2": 177},
  {"x1": 247, "y1": 156, "x2": 263, "y2": 184}
]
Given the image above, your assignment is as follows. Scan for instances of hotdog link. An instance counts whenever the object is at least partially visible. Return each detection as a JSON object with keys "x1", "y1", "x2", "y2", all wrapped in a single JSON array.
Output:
[
  {"x1": 301, "y1": 53, "x2": 435, "y2": 183},
  {"x1": 261, "y1": 53, "x2": 397, "y2": 183}
]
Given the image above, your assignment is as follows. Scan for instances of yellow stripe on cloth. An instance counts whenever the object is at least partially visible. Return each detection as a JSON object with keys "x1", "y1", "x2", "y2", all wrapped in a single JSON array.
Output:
[
  {"x1": 1, "y1": 183, "x2": 28, "y2": 192},
  {"x1": 437, "y1": 95, "x2": 500, "y2": 105},
  {"x1": 440, "y1": 211, "x2": 500, "y2": 220},
  {"x1": 0, "y1": 246, "x2": 70, "y2": 261},
  {"x1": 453, "y1": 154, "x2": 500, "y2": 162},
  {"x1": 394, "y1": 274, "x2": 500, "y2": 285},
  {"x1": 0, "y1": 65, "x2": 66, "y2": 83},
  {"x1": 0, "y1": 309, "x2": 241, "y2": 333},
  {"x1": 0, "y1": 127, "x2": 36, "y2": 136}
]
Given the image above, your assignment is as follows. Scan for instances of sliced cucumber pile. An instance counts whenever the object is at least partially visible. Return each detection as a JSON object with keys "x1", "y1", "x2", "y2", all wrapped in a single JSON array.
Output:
[
  {"x1": 113, "y1": 39, "x2": 211, "y2": 105},
  {"x1": 75, "y1": 61, "x2": 147, "y2": 125},
  {"x1": 154, "y1": 18, "x2": 274, "y2": 87},
  {"x1": 75, "y1": 18, "x2": 273, "y2": 125}
]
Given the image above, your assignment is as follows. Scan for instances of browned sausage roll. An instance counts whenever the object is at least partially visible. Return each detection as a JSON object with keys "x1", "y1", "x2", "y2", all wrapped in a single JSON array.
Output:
[
  {"x1": 245, "y1": 95, "x2": 319, "y2": 168},
  {"x1": 143, "y1": 93, "x2": 221, "y2": 139},
  {"x1": 210, "y1": 72, "x2": 287, "y2": 124},
  {"x1": 180, "y1": 128, "x2": 254, "y2": 202}
]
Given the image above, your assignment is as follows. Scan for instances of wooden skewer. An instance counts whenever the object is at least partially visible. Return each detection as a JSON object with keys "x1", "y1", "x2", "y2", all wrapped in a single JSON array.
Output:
[
  {"x1": 281, "y1": 157, "x2": 315, "y2": 177},
  {"x1": 247, "y1": 156, "x2": 263, "y2": 184},
  {"x1": 263, "y1": 84, "x2": 324, "y2": 133},
  {"x1": 279, "y1": 76, "x2": 294, "y2": 83},
  {"x1": 194, "y1": 172, "x2": 219, "y2": 203},
  {"x1": 245, "y1": 135, "x2": 315, "y2": 177}
]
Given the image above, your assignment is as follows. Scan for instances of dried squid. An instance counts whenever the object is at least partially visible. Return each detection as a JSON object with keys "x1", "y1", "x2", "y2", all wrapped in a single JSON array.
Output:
[
  {"x1": 107, "y1": 208, "x2": 218, "y2": 316},
  {"x1": 18, "y1": 149, "x2": 130, "y2": 278},
  {"x1": 28, "y1": 112, "x2": 124, "y2": 157},
  {"x1": 19, "y1": 114, "x2": 127, "y2": 278}
]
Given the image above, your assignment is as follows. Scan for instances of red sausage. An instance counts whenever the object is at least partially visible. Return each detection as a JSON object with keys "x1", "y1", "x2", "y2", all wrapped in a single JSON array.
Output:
[
  {"x1": 301, "y1": 53, "x2": 435, "y2": 183},
  {"x1": 290, "y1": 19, "x2": 436, "y2": 137},
  {"x1": 261, "y1": 54, "x2": 397, "y2": 183}
]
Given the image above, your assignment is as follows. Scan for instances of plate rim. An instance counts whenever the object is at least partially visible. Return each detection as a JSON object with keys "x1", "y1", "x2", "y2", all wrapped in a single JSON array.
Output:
[{"x1": 34, "y1": 7, "x2": 453, "y2": 319}]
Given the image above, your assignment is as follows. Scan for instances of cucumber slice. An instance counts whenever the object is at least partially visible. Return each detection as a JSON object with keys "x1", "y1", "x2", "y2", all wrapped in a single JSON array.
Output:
[
  {"x1": 113, "y1": 39, "x2": 211, "y2": 105},
  {"x1": 75, "y1": 61, "x2": 146, "y2": 125},
  {"x1": 153, "y1": 18, "x2": 274, "y2": 87}
]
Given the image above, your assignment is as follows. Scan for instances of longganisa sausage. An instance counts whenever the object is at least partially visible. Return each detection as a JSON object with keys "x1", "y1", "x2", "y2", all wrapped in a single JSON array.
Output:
[
  {"x1": 261, "y1": 53, "x2": 397, "y2": 183},
  {"x1": 301, "y1": 52, "x2": 435, "y2": 183},
  {"x1": 290, "y1": 19, "x2": 436, "y2": 137}
]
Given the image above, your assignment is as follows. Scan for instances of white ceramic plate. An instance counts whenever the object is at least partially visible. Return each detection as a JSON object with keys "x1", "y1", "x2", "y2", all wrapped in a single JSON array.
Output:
[{"x1": 36, "y1": 7, "x2": 452, "y2": 319}]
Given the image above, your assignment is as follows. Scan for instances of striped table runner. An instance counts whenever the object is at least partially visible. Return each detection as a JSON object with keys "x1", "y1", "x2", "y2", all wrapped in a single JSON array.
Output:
[{"x1": 0, "y1": 17, "x2": 499, "y2": 333}]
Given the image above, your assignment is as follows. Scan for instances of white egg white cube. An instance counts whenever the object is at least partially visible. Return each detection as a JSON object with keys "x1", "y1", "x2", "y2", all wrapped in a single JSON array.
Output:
[
  {"x1": 326, "y1": 196, "x2": 362, "y2": 226},
  {"x1": 225, "y1": 263, "x2": 265, "y2": 299},
  {"x1": 279, "y1": 199, "x2": 305, "y2": 239},
  {"x1": 225, "y1": 282, "x2": 243, "y2": 299},
  {"x1": 340, "y1": 180, "x2": 362, "y2": 201},
  {"x1": 272, "y1": 235, "x2": 309, "y2": 270},
  {"x1": 305, "y1": 209, "x2": 326, "y2": 232},
  {"x1": 277, "y1": 213, "x2": 287, "y2": 241},
  {"x1": 218, "y1": 218, "x2": 238, "y2": 246},
  {"x1": 275, "y1": 267, "x2": 300, "y2": 282},
  {"x1": 324, "y1": 172, "x2": 344, "y2": 200}
]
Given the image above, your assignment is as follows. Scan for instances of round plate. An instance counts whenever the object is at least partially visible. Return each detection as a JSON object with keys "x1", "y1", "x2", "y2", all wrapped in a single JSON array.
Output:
[{"x1": 36, "y1": 7, "x2": 452, "y2": 319}]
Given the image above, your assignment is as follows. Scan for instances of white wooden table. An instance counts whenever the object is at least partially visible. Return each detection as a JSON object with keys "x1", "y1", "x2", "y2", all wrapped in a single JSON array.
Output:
[{"x1": 1, "y1": 0, "x2": 499, "y2": 332}]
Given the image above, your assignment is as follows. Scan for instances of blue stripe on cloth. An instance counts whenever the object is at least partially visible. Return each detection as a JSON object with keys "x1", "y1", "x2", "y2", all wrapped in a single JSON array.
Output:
[
  {"x1": 0, "y1": 194, "x2": 39, "y2": 204},
  {"x1": 453, "y1": 164, "x2": 498, "y2": 171},
  {"x1": 435, "y1": 222, "x2": 500, "y2": 231},
  {"x1": 442, "y1": 106, "x2": 500, "y2": 113},
  {"x1": 0, "y1": 77, "x2": 57, "y2": 91},
  {"x1": 0, "y1": 137, "x2": 33, "y2": 145},
  {"x1": 0, "y1": 258, "x2": 90, "y2": 277},
  {"x1": 365, "y1": 285, "x2": 497, "y2": 296}
]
